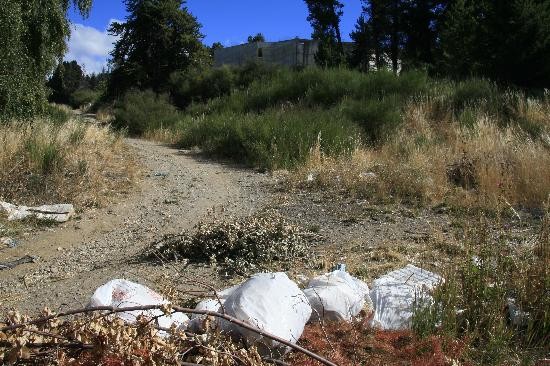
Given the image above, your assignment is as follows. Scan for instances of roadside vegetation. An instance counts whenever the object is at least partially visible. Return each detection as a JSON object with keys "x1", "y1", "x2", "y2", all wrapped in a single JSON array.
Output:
[
  {"x1": 0, "y1": 105, "x2": 137, "y2": 209},
  {"x1": 113, "y1": 66, "x2": 550, "y2": 212}
]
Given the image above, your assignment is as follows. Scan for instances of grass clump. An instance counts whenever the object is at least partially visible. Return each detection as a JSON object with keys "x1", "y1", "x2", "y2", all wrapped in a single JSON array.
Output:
[
  {"x1": 0, "y1": 118, "x2": 137, "y2": 208},
  {"x1": 147, "y1": 214, "x2": 321, "y2": 275}
]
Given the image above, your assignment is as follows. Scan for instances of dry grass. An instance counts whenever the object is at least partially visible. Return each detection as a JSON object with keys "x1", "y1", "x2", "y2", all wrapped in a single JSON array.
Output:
[
  {"x1": 293, "y1": 97, "x2": 550, "y2": 211},
  {"x1": 0, "y1": 118, "x2": 138, "y2": 209}
]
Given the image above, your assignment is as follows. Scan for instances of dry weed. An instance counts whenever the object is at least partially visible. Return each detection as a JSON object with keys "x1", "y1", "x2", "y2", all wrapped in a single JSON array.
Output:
[
  {"x1": 294, "y1": 99, "x2": 550, "y2": 211},
  {"x1": 0, "y1": 118, "x2": 138, "y2": 208}
]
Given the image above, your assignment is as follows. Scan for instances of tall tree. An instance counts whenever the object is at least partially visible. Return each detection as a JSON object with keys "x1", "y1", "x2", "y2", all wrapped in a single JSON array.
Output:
[
  {"x1": 107, "y1": 0, "x2": 209, "y2": 97},
  {"x1": 400, "y1": 0, "x2": 448, "y2": 69},
  {"x1": 438, "y1": 0, "x2": 550, "y2": 87},
  {"x1": 349, "y1": 14, "x2": 374, "y2": 72},
  {"x1": 304, "y1": 0, "x2": 345, "y2": 67},
  {"x1": 0, "y1": 0, "x2": 92, "y2": 120}
]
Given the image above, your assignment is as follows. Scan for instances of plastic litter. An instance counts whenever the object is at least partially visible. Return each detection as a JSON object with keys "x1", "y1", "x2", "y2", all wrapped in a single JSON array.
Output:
[
  {"x1": 219, "y1": 272, "x2": 311, "y2": 354},
  {"x1": 89, "y1": 279, "x2": 188, "y2": 330},
  {"x1": 369, "y1": 264, "x2": 443, "y2": 330},
  {"x1": 0, "y1": 201, "x2": 75, "y2": 222},
  {"x1": 304, "y1": 269, "x2": 373, "y2": 322}
]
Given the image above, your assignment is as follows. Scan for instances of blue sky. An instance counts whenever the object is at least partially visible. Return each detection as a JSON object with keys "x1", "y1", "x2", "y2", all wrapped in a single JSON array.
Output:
[{"x1": 66, "y1": 0, "x2": 364, "y2": 74}]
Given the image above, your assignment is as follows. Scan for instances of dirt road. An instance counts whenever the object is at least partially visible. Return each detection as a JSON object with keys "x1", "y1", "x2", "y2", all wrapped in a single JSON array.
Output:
[{"x1": 0, "y1": 139, "x2": 270, "y2": 313}]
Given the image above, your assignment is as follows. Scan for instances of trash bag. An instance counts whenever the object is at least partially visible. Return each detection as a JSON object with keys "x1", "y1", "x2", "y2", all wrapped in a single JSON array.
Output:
[
  {"x1": 220, "y1": 272, "x2": 311, "y2": 355},
  {"x1": 369, "y1": 264, "x2": 443, "y2": 330},
  {"x1": 303, "y1": 269, "x2": 373, "y2": 322},
  {"x1": 89, "y1": 279, "x2": 189, "y2": 330}
]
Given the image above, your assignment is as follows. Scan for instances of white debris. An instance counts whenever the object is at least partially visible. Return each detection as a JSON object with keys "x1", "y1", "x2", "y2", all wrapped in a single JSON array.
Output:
[
  {"x1": 507, "y1": 298, "x2": 530, "y2": 327},
  {"x1": 370, "y1": 264, "x2": 443, "y2": 330},
  {"x1": 304, "y1": 269, "x2": 373, "y2": 322},
  {"x1": 220, "y1": 272, "x2": 311, "y2": 354},
  {"x1": 359, "y1": 172, "x2": 377, "y2": 180},
  {"x1": 0, "y1": 201, "x2": 75, "y2": 222},
  {"x1": 89, "y1": 279, "x2": 189, "y2": 331}
]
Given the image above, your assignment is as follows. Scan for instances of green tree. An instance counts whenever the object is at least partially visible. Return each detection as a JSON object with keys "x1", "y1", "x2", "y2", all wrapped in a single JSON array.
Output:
[
  {"x1": 401, "y1": 0, "x2": 447, "y2": 70},
  {"x1": 247, "y1": 33, "x2": 265, "y2": 43},
  {"x1": 47, "y1": 60, "x2": 85, "y2": 105},
  {"x1": 107, "y1": 0, "x2": 209, "y2": 97},
  {"x1": 438, "y1": 0, "x2": 550, "y2": 87},
  {"x1": 304, "y1": 0, "x2": 345, "y2": 67},
  {"x1": 0, "y1": 0, "x2": 92, "y2": 120},
  {"x1": 349, "y1": 14, "x2": 374, "y2": 72}
]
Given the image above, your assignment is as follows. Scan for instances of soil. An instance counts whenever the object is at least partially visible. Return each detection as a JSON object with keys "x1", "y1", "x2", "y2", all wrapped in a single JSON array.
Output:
[{"x1": 0, "y1": 139, "x2": 270, "y2": 313}]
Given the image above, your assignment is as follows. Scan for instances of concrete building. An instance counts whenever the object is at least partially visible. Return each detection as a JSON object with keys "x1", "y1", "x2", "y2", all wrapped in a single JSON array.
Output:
[
  {"x1": 214, "y1": 39, "x2": 320, "y2": 67},
  {"x1": 214, "y1": 39, "x2": 352, "y2": 68}
]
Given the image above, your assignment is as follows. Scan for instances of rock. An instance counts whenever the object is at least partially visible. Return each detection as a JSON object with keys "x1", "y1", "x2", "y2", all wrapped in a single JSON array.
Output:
[
  {"x1": 1, "y1": 237, "x2": 18, "y2": 248},
  {"x1": 0, "y1": 201, "x2": 75, "y2": 223}
]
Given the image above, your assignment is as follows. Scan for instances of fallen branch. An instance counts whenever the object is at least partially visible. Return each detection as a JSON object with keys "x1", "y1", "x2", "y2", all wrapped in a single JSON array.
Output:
[{"x1": 1, "y1": 305, "x2": 338, "y2": 366}]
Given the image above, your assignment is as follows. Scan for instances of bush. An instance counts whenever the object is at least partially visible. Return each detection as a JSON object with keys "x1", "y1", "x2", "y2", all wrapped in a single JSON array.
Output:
[
  {"x1": 180, "y1": 107, "x2": 360, "y2": 170},
  {"x1": 43, "y1": 104, "x2": 71, "y2": 125},
  {"x1": 113, "y1": 90, "x2": 181, "y2": 136},
  {"x1": 70, "y1": 88, "x2": 101, "y2": 109}
]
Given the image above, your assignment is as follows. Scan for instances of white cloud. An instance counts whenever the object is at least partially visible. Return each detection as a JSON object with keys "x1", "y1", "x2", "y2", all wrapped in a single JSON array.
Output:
[{"x1": 65, "y1": 20, "x2": 121, "y2": 74}]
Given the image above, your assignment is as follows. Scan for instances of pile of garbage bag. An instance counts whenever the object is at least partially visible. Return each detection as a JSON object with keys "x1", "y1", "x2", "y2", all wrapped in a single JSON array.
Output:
[{"x1": 89, "y1": 265, "x2": 443, "y2": 354}]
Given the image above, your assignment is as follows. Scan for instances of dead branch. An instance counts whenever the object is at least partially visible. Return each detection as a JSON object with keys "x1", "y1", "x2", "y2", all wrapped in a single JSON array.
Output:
[{"x1": 1, "y1": 305, "x2": 338, "y2": 366}]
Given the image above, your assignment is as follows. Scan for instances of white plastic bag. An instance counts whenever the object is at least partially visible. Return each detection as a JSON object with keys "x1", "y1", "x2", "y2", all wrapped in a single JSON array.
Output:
[
  {"x1": 303, "y1": 270, "x2": 373, "y2": 322},
  {"x1": 89, "y1": 279, "x2": 189, "y2": 330},
  {"x1": 369, "y1": 264, "x2": 443, "y2": 330},
  {"x1": 221, "y1": 272, "x2": 311, "y2": 354}
]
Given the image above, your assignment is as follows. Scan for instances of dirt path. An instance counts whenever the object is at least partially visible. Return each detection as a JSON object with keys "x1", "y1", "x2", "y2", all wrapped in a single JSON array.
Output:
[{"x1": 0, "y1": 139, "x2": 270, "y2": 313}]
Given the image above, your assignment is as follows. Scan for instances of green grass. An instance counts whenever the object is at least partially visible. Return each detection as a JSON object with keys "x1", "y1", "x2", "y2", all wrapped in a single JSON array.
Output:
[{"x1": 180, "y1": 107, "x2": 360, "y2": 170}]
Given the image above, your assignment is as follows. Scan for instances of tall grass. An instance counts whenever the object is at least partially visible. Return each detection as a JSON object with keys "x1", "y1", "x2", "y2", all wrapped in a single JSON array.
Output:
[
  {"x1": 412, "y1": 213, "x2": 550, "y2": 364},
  {"x1": 0, "y1": 118, "x2": 137, "y2": 207},
  {"x1": 296, "y1": 99, "x2": 550, "y2": 210}
]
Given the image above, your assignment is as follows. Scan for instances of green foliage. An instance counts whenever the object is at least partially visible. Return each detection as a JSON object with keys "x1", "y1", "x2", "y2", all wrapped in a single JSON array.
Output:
[
  {"x1": 304, "y1": 0, "x2": 345, "y2": 67},
  {"x1": 113, "y1": 90, "x2": 181, "y2": 136},
  {"x1": 247, "y1": 33, "x2": 265, "y2": 43},
  {"x1": 0, "y1": 0, "x2": 92, "y2": 120},
  {"x1": 107, "y1": 0, "x2": 210, "y2": 97},
  {"x1": 170, "y1": 66, "x2": 235, "y2": 109},
  {"x1": 180, "y1": 107, "x2": 360, "y2": 170},
  {"x1": 70, "y1": 88, "x2": 101, "y2": 109},
  {"x1": 44, "y1": 104, "x2": 71, "y2": 125},
  {"x1": 439, "y1": 0, "x2": 550, "y2": 87},
  {"x1": 48, "y1": 61, "x2": 86, "y2": 106}
]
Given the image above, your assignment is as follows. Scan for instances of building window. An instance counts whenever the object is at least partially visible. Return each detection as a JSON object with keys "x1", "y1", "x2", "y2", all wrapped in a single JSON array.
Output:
[{"x1": 257, "y1": 48, "x2": 263, "y2": 58}]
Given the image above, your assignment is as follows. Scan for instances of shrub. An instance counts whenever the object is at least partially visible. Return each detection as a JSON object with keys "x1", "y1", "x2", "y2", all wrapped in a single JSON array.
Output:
[
  {"x1": 179, "y1": 107, "x2": 360, "y2": 170},
  {"x1": 113, "y1": 90, "x2": 181, "y2": 135},
  {"x1": 170, "y1": 66, "x2": 236, "y2": 109},
  {"x1": 70, "y1": 88, "x2": 101, "y2": 109}
]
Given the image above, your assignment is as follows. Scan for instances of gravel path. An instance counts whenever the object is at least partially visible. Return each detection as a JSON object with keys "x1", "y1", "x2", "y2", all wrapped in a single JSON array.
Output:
[{"x1": 0, "y1": 139, "x2": 270, "y2": 313}]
